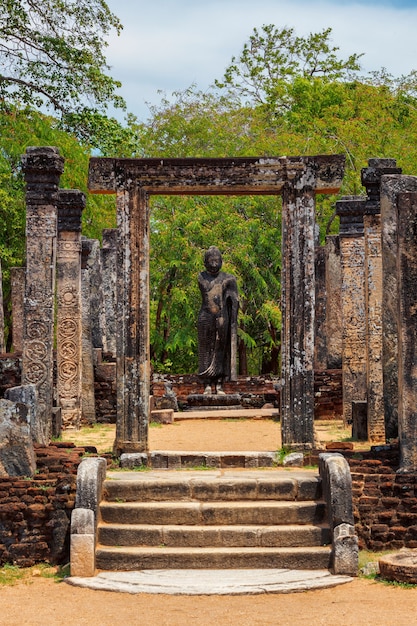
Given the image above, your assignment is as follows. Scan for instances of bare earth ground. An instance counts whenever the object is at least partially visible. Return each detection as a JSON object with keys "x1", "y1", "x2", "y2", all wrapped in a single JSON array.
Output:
[
  {"x1": 65, "y1": 416, "x2": 365, "y2": 455},
  {"x1": 3, "y1": 417, "x2": 414, "y2": 626}
]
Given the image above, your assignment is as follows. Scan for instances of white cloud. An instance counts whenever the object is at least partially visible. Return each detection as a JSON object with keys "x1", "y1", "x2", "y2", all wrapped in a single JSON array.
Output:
[{"x1": 104, "y1": 0, "x2": 417, "y2": 121}]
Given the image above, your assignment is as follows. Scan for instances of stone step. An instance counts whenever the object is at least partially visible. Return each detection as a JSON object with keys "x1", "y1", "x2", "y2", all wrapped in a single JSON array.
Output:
[
  {"x1": 103, "y1": 470, "x2": 322, "y2": 502},
  {"x1": 98, "y1": 522, "x2": 331, "y2": 548},
  {"x1": 99, "y1": 500, "x2": 326, "y2": 526},
  {"x1": 95, "y1": 545, "x2": 332, "y2": 571}
]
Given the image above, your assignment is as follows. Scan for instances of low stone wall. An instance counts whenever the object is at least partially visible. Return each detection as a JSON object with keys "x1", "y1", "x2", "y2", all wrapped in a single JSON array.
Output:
[
  {"x1": 152, "y1": 373, "x2": 280, "y2": 409},
  {"x1": 0, "y1": 443, "x2": 85, "y2": 567}
]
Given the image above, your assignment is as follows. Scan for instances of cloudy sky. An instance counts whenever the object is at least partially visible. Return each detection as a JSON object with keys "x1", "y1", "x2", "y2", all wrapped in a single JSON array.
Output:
[{"x1": 104, "y1": 0, "x2": 417, "y2": 122}]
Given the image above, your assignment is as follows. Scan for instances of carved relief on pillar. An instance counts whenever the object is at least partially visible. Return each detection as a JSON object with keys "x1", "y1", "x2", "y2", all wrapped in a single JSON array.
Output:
[
  {"x1": 21, "y1": 147, "x2": 64, "y2": 445},
  {"x1": 56, "y1": 190, "x2": 84, "y2": 430},
  {"x1": 336, "y1": 196, "x2": 367, "y2": 427}
]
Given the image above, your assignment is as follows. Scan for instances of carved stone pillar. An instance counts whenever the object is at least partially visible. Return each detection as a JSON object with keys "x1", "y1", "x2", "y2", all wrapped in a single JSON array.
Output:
[
  {"x1": 10, "y1": 267, "x2": 25, "y2": 353},
  {"x1": 314, "y1": 245, "x2": 327, "y2": 371},
  {"x1": 363, "y1": 212, "x2": 384, "y2": 441},
  {"x1": 361, "y1": 159, "x2": 401, "y2": 443},
  {"x1": 281, "y1": 166, "x2": 316, "y2": 448},
  {"x1": 115, "y1": 186, "x2": 150, "y2": 454},
  {"x1": 81, "y1": 241, "x2": 96, "y2": 424},
  {"x1": 57, "y1": 190, "x2": 85, "y2": 429},
  {"x1": 82, "y1": 239, "x2": 107, "y2": 351},
  {"x1": 0, "y1": 260, "x2": 4, "y2": 352},
  {"x1": 101, "y1": 229, "x2": 117, "y2": 356},
  {"x1": 325, "y1": 235, "x2": 342, "y2": 369},
  {"x1": 397, "y1": 192, "x2": 417, "y2": 471},
  {"x1": 336, "y1": 196, "x2": 367, "y2": 427},
  {"x1": 21, "y1": 146, "x2": 64, "y2": 445},
  {"x1": 381, "y1": 174, "x2": 417, "y2": 441}
]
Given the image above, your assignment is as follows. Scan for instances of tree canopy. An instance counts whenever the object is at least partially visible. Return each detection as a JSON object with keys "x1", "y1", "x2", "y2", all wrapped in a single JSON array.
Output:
[
  {"x1": 2, "y1": 20, "x2": 417, "y2": 373},
  {"x1": 0, "y1": 0, "x2": 125, "y2": 138}
]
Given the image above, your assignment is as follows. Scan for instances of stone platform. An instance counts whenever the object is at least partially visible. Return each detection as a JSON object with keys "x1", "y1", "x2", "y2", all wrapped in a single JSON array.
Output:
[{"x1": 187, "y1": 393, "x2": 242, "y2": 411}]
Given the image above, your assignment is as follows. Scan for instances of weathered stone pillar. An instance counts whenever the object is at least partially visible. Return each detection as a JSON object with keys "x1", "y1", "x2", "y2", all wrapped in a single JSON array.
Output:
[
  {"x1": 281, "y1": 170, "x2": 316, "y2": 448},
  {"x1": 314, "y1": 245, "x2": 327, "y2": 371},
  {"x1": 21, "y1": 147, "x2": 64, "y2": 445},
  {"x1": 397, "y1": 192, "x2": 417, "y2": 471},
  {"x1": 363, "y1": 211, "x2": 384, "y2": 441},
  {"x1": 325, "y1": 235, "x2": 342, "y2": 369},
  {"x1": 56, "y1": 190, "x2": 85, "y2": 430},
  {"x1": 361, "y1": 159, "x2": 401, "y2": 442},
  {"x1": 381, "y1": 174, "x2": 417, "y2": 441},
  {"x1": 101, "y1": 229, "x2": 117, "y2": 356},
  {"x1": 115, "y1": 186, "x2": 150, "y2": 454},
  {"x1": 10, "y1": 267, "x2": 25, "y2": 352},
  {"x1": 82, "y1": 238, "x2": 107, "y2": 351},
  {"x1": 336, "y1": 196, "x2": 367, "y2": 427},
  {"x1": 81, "y1": 241, "x2": 96, "y2": 424}
]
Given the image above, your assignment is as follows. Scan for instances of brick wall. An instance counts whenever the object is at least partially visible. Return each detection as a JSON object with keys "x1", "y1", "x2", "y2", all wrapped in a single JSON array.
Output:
[
  {"x1": 348, "y1": 449, "x2": 417, "y2": 551},
  {"x1": 0, "y1": 443, "x2": 85, "y2": 567},
  {"x1": 314, "y1": 369, "x2": 343, "y2": 420},
  {"x1": 152, "y1": 374, "x2": 280, "y2": 408}
]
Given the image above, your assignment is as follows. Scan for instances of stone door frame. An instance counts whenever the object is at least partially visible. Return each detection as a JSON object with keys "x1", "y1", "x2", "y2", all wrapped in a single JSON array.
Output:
[{"x1": 88, "y1": 155, "x2": 345, "y2": 454}]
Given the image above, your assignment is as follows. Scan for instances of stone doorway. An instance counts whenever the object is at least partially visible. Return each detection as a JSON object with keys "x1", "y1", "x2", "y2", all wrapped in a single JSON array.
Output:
[{"x1": 88, "y1": 156, "x2": 344, "y2": 455}]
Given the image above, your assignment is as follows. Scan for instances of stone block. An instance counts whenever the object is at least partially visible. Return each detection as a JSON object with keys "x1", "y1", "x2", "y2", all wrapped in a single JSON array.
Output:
[
  {"x1": 150, "y1": 409, "x2": 174, "y2": 424},
  {"x1": 5, "y1": 384, "x2": 38, "y2": 442},
  {"x1": 119, "y1": 453, "x2": 148, "y2": 469},
  {"x1": 332, "y1": 523, "x2": 358, "y2": 576},
  {"x1": 0, "y1": 398, "x2": 36, "y2": 477},
  {"x1": 283, "y1": 452, "x2": 304, "y2": 467},
  {"x1": 70, "y1": 532, "x2": 95, "y2": 577},
  {"x1": 75, "y1": 457, "x2": 107, "y2": 520}
]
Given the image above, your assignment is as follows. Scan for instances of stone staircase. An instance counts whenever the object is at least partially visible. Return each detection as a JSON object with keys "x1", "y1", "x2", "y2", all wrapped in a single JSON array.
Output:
[{"x1": 95, "y1": 469, "x2": 332, "y2": 571}]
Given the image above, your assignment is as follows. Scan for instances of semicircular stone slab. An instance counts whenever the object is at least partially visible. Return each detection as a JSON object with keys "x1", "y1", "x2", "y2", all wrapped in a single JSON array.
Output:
[{"x1": 379, "y1": 550, "x2": 417, "y2": 584}]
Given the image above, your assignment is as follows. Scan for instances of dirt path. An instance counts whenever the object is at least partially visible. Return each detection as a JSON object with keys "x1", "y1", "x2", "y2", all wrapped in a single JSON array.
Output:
[
  {"x1": 1, "y1": 576, "x2": 416, "y2": 625},
  {"x1": 65, "y1": 417, "x2": 353, "y2": 455}
]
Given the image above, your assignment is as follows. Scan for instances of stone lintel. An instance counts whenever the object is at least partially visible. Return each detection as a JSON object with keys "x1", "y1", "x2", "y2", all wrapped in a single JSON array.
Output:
[
  {"x1": 88, "y1": 155, "x2": 345, "y2": 196},
  {"x1": 57, "y1": 190, "x2": 86, "y2": 232},
  {"x1": 335, "y1": 196, "x2": 366, "y2": 237}
]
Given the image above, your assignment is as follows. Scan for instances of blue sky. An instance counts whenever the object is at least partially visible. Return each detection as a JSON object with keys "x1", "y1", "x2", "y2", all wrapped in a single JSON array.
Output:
[{"x1": 104, "y1": 0, "x2": 417, "y2": 122}]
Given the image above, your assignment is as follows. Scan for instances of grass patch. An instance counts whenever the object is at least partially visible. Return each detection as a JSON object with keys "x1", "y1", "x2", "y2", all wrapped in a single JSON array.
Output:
[
  {"x1": 358, "y1": 550, "x2": 416, "y2": 587},
  {"x1": 0, "y1": 563, "x2": 68, "y2": 586}
]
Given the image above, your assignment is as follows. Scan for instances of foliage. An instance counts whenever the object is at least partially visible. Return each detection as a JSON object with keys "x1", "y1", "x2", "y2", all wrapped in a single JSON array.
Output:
[
  {"x1": 3, "y1": 19, "x2": 417, "y2": 374},
  {"x1": 130, "y1": 37, "x2": 417, "y2": 372},
  {"x1": 0, "y1": 105, "x2": 116, "y2": 348},
  {"x1": 0, "y1": 0, "x2": 125, "y2": 139},
  {"x1": 215, "y1": 25, "x2": 363, "y2": 113}
]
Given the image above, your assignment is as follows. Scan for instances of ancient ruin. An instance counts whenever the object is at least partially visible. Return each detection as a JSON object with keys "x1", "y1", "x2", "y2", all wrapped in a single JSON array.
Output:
[{"x1": 2, "y1": 146, "x2": 417, "y2": 578}]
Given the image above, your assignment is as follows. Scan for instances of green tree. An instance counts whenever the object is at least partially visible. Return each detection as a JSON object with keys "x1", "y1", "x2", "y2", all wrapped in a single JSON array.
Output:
[
  {"x1": 0, "y1": 106, "x2": 117, "y2": 349},
  {"x1": 215, "y1": 25, "x2": 362, "y2": 113},
  {"x1": 0, "y1": 0, "x2": 125, "y2": 137}
]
